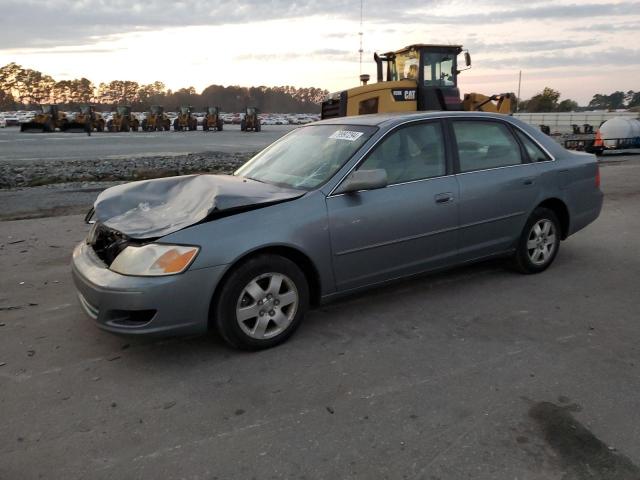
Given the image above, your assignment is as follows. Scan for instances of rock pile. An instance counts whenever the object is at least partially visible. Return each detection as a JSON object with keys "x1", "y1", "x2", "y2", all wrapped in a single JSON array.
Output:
[{"x1": 0, "y1": 151, "x2": 255, "y2": 188}]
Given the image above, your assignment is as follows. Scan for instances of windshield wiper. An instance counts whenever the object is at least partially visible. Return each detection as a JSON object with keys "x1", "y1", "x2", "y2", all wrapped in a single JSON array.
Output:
[{"x1": 243, "y1": 176, "x2": 267, "y2": 184}]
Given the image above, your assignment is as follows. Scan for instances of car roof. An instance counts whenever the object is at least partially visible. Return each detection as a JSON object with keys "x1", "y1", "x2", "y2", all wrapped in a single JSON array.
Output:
[{"x1": 314, "y1": 111, "x2": 517, "y2": 128}]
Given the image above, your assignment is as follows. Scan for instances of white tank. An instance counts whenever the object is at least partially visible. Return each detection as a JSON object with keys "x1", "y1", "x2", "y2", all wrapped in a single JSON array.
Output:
[{"x1": 599, "y1": 117, "x2": 640, "y2": 148}]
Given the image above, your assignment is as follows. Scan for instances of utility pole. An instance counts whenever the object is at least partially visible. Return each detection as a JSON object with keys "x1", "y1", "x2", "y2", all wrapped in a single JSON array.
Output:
[
  {"x1": 358, "y1": 0, "x2": 364, "y2": 75},
  {"x1": 516, "y1": 70, "x2": 522, "y2": 113}
]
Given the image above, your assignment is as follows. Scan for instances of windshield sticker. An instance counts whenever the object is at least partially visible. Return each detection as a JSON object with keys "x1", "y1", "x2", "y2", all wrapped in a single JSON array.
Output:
[{"x1": 329, "y1": 130, "x2": 364, "y2": 142}]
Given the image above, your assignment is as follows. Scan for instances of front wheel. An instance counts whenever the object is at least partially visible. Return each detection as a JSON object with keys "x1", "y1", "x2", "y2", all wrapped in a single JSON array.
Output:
[
  {"x1": 214, "y1": 255, "x2": 309, "y2": 350},
  {"x1": 513, "y1": 207, "x2": 561, "y2": 274}
]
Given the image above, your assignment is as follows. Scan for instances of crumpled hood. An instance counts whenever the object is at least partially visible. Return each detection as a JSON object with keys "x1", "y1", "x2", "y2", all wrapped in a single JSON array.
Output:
[{"x1": 93, "y1": 174, "x2": 304, "y2": 239}]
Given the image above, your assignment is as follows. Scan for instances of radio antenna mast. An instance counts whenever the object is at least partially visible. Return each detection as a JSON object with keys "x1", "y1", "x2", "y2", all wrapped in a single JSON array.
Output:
[{"x1": 358, "y1": 0, "x2": 364, "y2": 75}]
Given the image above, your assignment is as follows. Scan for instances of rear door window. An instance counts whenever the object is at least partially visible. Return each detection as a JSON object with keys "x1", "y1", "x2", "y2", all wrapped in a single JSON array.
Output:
[
  {"x1": 452, "y1": 121, "x2": 523, "y2": 173},
  {"x1": 515, "y1": 130, "x2": 551, "y2": 162}
]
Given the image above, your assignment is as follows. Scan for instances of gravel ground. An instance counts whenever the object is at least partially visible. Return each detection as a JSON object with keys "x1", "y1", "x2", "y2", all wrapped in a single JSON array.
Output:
[{"x1": 0, "y1": 150, "x2": 253, "y2": 189}]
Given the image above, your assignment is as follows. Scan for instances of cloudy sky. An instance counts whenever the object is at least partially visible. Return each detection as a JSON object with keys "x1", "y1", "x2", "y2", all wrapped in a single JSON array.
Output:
[{"x1": 0, "y1": 0, "x2": 638, "y2": 104}]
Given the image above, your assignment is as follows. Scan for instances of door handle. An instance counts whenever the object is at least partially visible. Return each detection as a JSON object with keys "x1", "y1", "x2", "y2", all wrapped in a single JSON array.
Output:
[
  {"x1": 435, "y1": 192, "x2": 454, "y2": 204},
  {"x1": 523, "y1": 178, "x2": 535, "y2": 186}
]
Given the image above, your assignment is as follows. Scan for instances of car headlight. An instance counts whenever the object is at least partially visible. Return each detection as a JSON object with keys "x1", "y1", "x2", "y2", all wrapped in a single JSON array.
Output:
[{"x1": 110, "y1": 244, "x2": 200, "y2": 276}]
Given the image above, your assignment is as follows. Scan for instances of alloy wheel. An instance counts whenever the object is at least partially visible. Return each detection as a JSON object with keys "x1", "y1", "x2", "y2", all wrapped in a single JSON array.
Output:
[
  {"x1": 526, "y1": 219, "x2": 556, "y2": 266},
  {"x1": 235, "y1": 273, "x2": 299, "y2": 340}
]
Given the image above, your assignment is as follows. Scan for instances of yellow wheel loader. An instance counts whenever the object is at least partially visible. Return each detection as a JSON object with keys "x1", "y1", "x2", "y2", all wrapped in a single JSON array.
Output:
[
  {"x1": 321, "y1": 44, "x2": 512, "y2": 119},
  {"x1": 202, "y1": 106, "x2": 224, "y2": 131},
  {"x1": 20, "y1": 105, "x2": 69, "y2": 132},
  {"x1": 107, "y1": 106, "x2": 140, "y2": 132},
  {"x1": 173, "y1": 106, "x2": 198, "y2": 131},
  {"x1": 240, "y1": 107, "x2": 261, "y2": 132},
  {"x1": 141, "y1": 105, "x2": 171, "y2": 132},
  {"x1": 66, "y1": 105, "x2": 105, "y2": 132}
]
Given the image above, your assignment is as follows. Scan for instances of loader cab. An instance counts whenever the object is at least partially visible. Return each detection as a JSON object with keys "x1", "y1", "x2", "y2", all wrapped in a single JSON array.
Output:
[
  {"x1": 79, "y1": 105, "x2": 93, "y2": 115},
  {"x1": 385, "y1": 44, "x2": 466, "y2": 111},
  {"x1": 180, "y1": 106, "x2": 192, "y2": 115},
  {"x1": 117, "y1": 106, "x2": 131, "y2": 116},
  {"x1": 207, "y1": 107, "x2": 220, "y2": 115},
  {"x1": 150, "y1": 105, "x2": 164, "y2": 115},
  {"x1": 321, "y1": 43, "x2": 473, "y2": 119}
]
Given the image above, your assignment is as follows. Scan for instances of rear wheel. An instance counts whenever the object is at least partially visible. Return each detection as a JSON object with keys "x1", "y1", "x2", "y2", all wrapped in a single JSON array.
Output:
[
  {"x1": 217, "y1": 120, "x2": 223, "y2": 131},
  {"x1": 513, "y1": 207, "x2": 561, "y2": 274},
  {"x1": 214, "y1": 255, "x2": 309, "y2": 350}
]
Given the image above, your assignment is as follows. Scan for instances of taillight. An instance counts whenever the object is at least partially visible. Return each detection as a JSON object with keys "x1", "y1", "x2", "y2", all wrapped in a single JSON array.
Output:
[{"x1": 595, "y1": 165, "x2": 601, "y2": 189}]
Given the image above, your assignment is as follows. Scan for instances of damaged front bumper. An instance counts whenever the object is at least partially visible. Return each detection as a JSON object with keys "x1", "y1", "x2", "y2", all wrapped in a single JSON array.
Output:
[{"x1": 71, "y1": 242, "x2": 227, "y2": 336}]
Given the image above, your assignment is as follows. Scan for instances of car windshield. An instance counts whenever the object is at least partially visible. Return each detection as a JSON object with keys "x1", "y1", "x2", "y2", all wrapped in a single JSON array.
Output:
[{"x1": 235, "y1": 124, "x2": 377, "y2": 190}]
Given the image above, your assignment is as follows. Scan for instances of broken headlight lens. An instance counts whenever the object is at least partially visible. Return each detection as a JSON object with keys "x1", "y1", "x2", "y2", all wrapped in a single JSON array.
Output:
[{"x1": 110, "y1": 244, "x2": 199, "y2": 276}]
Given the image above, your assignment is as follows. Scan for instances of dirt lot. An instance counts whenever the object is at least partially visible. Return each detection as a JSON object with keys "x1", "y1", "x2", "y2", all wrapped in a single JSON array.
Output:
[{"x1": 1, "y1": 157, "x2": 639, "y2": 479}]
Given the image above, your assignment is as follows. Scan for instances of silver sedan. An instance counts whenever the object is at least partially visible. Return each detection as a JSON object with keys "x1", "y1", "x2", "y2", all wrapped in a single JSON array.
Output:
[{"x1": 72, "y1": 112, "x2": 603, "y2": 349}]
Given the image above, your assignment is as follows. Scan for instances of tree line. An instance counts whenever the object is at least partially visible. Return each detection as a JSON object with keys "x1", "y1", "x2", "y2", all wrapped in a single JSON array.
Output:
[
  {"x1": 516, "y1": 87, "x2": 640, "y2": 113},
  {"x1": 0, "y1": 63, "x2": 328, "y2": 113}
]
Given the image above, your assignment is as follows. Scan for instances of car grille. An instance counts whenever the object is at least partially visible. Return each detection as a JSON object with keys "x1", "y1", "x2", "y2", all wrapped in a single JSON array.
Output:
[{"x1": 87, "y1": 223, "x2": 131, "y2": 266}]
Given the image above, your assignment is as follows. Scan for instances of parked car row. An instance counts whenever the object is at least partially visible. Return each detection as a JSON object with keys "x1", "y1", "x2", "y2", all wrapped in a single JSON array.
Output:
[{"x1": 0, "y1": 110, "x2": 319, "y2": 130}]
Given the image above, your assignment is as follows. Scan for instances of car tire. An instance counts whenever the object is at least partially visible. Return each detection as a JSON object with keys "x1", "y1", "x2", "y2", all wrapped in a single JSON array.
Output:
[
  {"x1": 513, "y1": 207, "x2": 561, "y2": 274},
  {"x1": 214, "y1": 255, "x2": 309, "y2": 350}
]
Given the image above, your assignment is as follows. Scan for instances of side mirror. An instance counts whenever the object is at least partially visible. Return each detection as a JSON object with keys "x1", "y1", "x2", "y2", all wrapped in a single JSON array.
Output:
[
  {"x1": 464, "y1": 52, "x2": 472, "y2": 67},
  {"x1": 334, "y1": 169, "x2": 388, "y2": 195}
]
